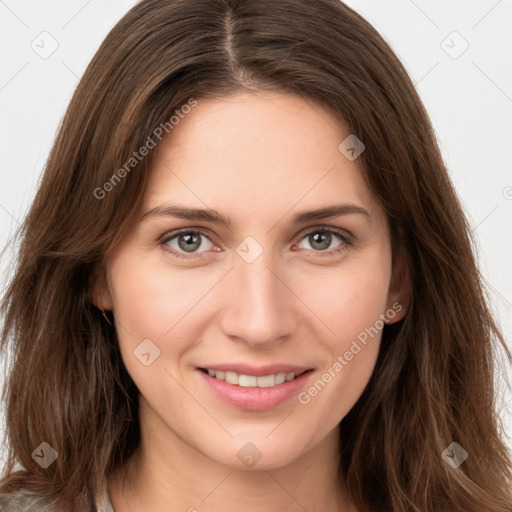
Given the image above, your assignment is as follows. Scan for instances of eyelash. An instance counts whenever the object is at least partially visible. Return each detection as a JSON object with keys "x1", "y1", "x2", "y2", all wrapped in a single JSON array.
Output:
[{"x1": 159, "y1": 226, "x2": 353, "y2": 260}]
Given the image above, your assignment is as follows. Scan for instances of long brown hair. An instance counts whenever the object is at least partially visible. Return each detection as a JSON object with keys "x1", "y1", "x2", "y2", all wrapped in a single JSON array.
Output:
[{"x1": 1, "y1": 0, "x2": 511, "y2": 510}]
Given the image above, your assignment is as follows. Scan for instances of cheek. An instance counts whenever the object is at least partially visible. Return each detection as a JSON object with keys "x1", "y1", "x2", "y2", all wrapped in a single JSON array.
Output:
[
  {"x1": 108, "y1": 251, "x2": 221, "y2": 358},
  {"x1": 110, "y1": 262, "x2": 171, "y2": 338},
  {"x1": 109, "y1": 250, "x2": 170, "y2": 326},
  {"x1": 292, "y1": 254, "x2": 391, "y2": 400},
  {"x1": 295, "y1": 260, "x2": 391, "y2": 348},
  {"x1": 293, "y1": 295, "x2": 386, "y2": 428}
]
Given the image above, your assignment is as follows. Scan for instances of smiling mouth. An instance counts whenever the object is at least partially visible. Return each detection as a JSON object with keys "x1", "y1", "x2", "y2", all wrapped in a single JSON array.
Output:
[{"x1": 198, "y1": 368, "x2": 313, "y2": 388}]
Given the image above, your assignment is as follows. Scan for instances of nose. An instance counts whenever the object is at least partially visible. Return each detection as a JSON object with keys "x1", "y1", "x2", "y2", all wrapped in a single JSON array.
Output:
[{"x1": 218, "y1": 249, "x2": 298, "y2": 349}]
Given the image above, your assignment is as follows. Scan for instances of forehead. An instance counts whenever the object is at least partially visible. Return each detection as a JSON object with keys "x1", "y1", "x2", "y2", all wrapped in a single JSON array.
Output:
[{"x1": 143, "y1": 92, "x2": 382, "y2": 228}]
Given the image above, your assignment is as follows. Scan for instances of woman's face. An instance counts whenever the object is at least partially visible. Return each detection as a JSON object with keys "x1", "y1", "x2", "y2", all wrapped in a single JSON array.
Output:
[{"x1": 95, "y1": 91, "x2": 407, "y2": 471}]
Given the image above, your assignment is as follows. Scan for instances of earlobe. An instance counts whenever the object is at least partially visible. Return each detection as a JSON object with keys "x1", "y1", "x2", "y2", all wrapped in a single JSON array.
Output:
[
  {"x1": 89, "y1": 263, "x2": 113, "y2": 311},
  {"x1": 385, "y1": 250, "x2": 411, "y2": 324}
]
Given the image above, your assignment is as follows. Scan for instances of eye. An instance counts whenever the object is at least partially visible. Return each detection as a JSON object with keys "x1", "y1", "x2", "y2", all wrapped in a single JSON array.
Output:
[
  {"x1": 295, "y1": 227, "x2": 351, "y2": 256},
  {"x1": 160, "y1": 229, "x2": 216, "y2": 258},
  {"x1": 159, "y1": 226, "x2": 353, "y2": 260}
]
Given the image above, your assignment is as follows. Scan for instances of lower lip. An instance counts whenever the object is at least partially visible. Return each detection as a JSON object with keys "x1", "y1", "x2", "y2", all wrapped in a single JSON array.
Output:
[{"x1": 198, "y1": 369, "x2": 313, "y2": 411}]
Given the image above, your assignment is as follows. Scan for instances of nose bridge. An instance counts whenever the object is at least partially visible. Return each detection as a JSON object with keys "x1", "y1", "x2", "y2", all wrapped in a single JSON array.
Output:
[{"x1": 220, "y1": 241, "x2": 296, "y2": 346}]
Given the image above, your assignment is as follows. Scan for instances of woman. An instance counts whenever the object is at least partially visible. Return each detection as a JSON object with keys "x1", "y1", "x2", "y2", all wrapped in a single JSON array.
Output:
[{"x1": 1, "y1": 0, "x2": 511, "y2": 510}]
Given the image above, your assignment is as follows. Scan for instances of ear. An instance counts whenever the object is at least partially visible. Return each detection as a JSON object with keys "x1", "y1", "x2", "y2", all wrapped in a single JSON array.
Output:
[
  {"x1": 89, "y1": 262, "x2": 113, "y2": 311},
  {"x1": 384, "y1": 248, "x2": 411, "y2": 324}
]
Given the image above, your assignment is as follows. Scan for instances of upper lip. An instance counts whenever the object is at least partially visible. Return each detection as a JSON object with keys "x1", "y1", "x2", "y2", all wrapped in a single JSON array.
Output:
[{"x1": 198, "y1": 363, "x2": 313, "y2": 376}]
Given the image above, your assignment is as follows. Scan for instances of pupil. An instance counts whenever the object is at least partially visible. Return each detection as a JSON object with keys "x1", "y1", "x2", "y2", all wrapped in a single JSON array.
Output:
[
  {"x1": 311, "y1": 231, "x2": 330, "y2": 250},
  {"x1": 178, "y1": 233, "x2": 201, "y2": 252}
]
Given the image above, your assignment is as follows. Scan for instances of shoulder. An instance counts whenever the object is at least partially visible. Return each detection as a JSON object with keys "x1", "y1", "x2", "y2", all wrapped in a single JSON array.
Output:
[{"x1": 0, "y1": 489, "x2": 60, "y2": 512}]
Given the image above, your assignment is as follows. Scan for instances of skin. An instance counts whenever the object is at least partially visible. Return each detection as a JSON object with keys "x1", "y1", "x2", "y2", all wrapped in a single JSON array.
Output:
[{"x1": 93, "y1": 91, "x2": 409, "y2": 512}]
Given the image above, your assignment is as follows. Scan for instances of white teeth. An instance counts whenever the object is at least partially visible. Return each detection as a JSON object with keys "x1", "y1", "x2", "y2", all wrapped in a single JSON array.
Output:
[
  {"x1": 276, "y1": 373, "x2": 286, "y2": 384},
  {"x1": 224, "y1": 371, "x2": 239, "y2": 385},
  {"x1": 206, "y1": 369, "x2": 303, "y2": 388},
  {"x1": 257, "y1": 375, "x2": 276, "y2": 388},
  {"x1": 239, "y1": 374, "x2": 258, "y2": 387}
]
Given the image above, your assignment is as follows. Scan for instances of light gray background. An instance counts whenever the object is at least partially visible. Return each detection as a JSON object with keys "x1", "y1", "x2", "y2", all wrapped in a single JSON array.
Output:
[{"x1": 1, "y1": 0, "x2": 511, "y2": 464}]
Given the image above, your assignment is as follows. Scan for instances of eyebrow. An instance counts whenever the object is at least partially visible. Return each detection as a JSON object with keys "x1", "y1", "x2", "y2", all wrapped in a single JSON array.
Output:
[{"x1": 141, "y1": 203, "x2": 370, "y2": 227}]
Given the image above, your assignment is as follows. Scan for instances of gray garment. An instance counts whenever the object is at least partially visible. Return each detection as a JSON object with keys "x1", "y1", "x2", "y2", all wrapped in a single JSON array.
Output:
[{"x1": 0, "y1": 482, "x2": 115, "y2": 512}]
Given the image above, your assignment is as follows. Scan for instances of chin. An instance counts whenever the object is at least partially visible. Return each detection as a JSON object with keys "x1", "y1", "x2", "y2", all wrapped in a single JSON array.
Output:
[{"x1": 201, "y1": 434, "x2": 311, "y2": 472}]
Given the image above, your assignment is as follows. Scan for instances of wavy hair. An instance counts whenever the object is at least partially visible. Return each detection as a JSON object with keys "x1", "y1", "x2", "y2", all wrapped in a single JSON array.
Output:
[{"x1": 1, "y1": 0, "x2": 511, "y2": 510}]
